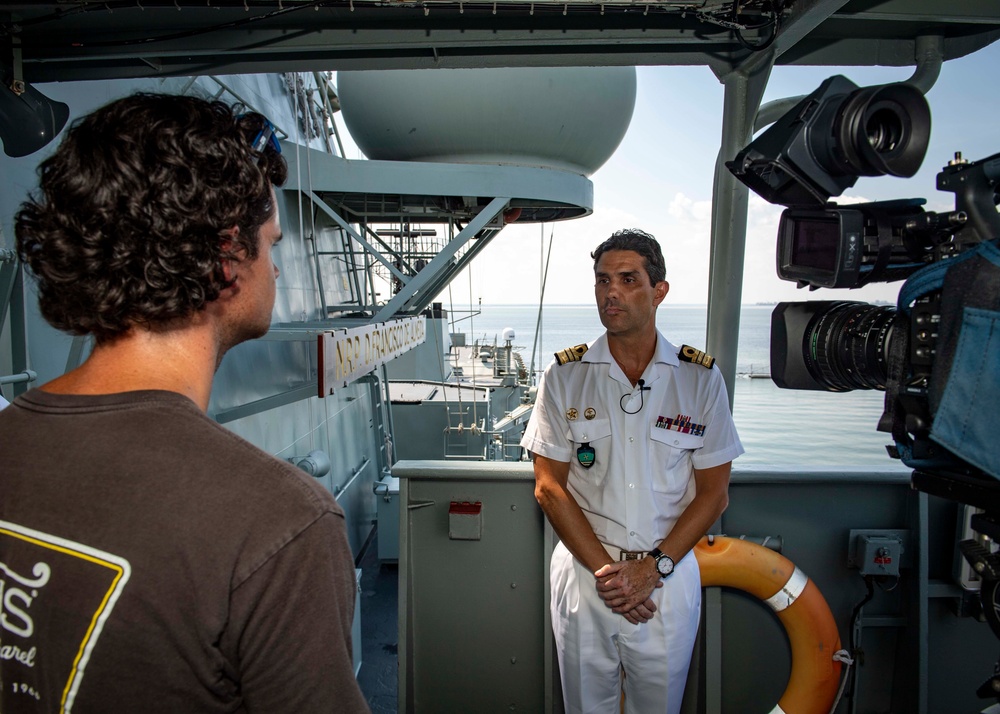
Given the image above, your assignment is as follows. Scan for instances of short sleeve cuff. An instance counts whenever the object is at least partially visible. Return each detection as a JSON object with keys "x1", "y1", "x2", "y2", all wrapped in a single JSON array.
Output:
[
  {"x1": 692, "y1": 442, "x2": 745, "y2": 471},
  {"x1": 519, "y1": 434, "x2": 573, "y2": 463}
]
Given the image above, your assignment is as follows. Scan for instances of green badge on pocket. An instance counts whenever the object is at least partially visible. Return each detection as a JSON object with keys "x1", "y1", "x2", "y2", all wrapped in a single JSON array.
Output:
[{"x1": 577, "y1": 443, "x2": 595, "y2": 469}]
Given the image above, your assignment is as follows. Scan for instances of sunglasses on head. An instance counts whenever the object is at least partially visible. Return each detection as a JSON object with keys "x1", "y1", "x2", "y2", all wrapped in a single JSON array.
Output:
[{"x1": 242, "y1": 115, "x2": 282, "y2": 164}]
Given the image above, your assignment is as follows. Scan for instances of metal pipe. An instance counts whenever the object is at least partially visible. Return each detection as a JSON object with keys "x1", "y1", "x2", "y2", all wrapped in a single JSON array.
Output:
[
  {"x1": 706, "y1": 64, "x2": 772, "y2": 408},
  {"x1": 312, "y1": 75, "x2": 332, "y2": 153},
  {"x1": 337, "y1": 457, "x2": 371, "y2": 495},
  {"x1": 373, "y1": 366, "x2": 396, "y2": 475},
  {"x1": 704, "y1": 63, "x2": 772, "y2": 714},
  {"x1": 754, "y1": 94, "x2": 805, "y2": 134},
  {"x1": 754, "y1": 34, "x2": 943, "y2": 138},
  {"x1": 313, "y1": 71, "x2": 346, "y2": 158},
  {"x1": 906, "y1": 35, "x2": 943, "y2": 95},
  {"x1": 0, "y1": 369, "x2": 36, "y2": 386}
]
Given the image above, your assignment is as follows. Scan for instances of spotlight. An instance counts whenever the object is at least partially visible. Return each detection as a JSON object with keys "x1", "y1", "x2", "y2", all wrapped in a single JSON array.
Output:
[
  {"x1": 288, "y1": 450, "x2": 332, "y2": 479},
  {"x1": 0, "y1": 75, "x2": 70, "y2": 158}
]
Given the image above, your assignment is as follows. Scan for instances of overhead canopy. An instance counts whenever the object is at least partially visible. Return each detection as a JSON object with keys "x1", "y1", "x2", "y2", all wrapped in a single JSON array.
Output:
[{"x1": 1, "y1": 1, "x2": 999, "y2": 83}]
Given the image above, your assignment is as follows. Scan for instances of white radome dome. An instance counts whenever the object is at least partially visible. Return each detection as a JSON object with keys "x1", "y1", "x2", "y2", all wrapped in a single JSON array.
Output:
[{"x1": 337, "y1": 66, "x2": 637, "y2": 177}]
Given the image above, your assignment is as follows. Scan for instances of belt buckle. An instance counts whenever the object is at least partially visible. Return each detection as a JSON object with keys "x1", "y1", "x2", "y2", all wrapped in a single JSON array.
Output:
[{"x1": 619, "y1": 549, "x2": 647, "y2": 561}]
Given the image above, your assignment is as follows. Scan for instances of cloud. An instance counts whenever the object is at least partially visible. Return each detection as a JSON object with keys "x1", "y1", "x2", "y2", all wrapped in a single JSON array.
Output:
[{"x1": 667, "y1": 192, "x2": 713, "y2": 223}]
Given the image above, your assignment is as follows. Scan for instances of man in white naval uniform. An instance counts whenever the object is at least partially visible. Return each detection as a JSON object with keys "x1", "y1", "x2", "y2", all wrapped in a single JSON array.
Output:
[{"x1": 521, "y1": 229, "x2": 743, "y2": 713}]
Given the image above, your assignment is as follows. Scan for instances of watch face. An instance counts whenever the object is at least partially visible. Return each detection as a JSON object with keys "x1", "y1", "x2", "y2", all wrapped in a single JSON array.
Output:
[{"x1": 657, "y1": 555, "x2": 674, "y2": 576}]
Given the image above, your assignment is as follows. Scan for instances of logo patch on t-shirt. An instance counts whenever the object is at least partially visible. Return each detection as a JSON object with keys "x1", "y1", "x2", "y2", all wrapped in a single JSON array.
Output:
[{"x1": 1, "y1": 520, "x2": 131, "y2": 713}]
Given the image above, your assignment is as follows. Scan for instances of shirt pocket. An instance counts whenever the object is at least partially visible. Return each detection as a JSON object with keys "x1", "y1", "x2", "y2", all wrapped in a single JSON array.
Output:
[
  {"x1": 567, "y1": 418, "x2": 613, "y2": 488},
  {"x1": 649, "y1": 427, "x2": 704, "y2": 495}
]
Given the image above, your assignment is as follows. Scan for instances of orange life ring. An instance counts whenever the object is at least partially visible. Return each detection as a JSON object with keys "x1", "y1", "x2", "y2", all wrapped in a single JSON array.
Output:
[{"x1": 694, "y1": 536, "x2": 842, "y2": 714}]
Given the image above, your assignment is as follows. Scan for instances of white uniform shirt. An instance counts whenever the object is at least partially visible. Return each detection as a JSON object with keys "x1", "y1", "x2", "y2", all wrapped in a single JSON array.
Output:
[{"x1": 521, "y1": 330, "x2": 744, "y2": 552}]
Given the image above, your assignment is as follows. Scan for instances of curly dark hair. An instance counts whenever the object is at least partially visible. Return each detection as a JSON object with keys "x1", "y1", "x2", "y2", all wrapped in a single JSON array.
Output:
[
  {"x1": 15, "y1": 92, "x2": 288, "y2": 341},
  {"x1": 591, "y1": 228, "x2": 667, "y2": 285}
]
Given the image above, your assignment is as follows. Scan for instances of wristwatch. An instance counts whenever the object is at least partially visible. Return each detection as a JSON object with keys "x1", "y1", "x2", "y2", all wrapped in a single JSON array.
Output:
[{"x1": 648, "y1": 548, "x2": 675, "y2": 578}]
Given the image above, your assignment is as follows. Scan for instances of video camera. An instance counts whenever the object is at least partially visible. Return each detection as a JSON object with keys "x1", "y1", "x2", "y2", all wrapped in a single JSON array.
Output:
[
  {"x1": 728, "y1": 74, "x2": 1000, "y2": 486},
  {"x1": 730, "y1": 73, "x2": 1000, "y2": 700}
]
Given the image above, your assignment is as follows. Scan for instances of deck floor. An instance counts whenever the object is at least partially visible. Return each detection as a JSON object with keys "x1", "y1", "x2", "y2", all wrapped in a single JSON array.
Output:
[{"x1": 357, "y1": 532, "x2": 399, "y2": 714}]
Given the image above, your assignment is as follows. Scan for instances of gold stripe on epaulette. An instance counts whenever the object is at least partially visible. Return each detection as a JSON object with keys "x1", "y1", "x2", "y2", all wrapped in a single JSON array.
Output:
[
  {"x1": 554, "y1": 343, "x2": 589, "y2": 365},
  {"x1": 679, "y1": 344, "x2": 715, "y2": 369}
]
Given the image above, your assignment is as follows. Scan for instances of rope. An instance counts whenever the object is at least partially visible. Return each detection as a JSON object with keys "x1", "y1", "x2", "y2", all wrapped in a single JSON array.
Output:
[
  {"x1": 828, "y1": 650, "x2": 856, "y2": 714},
  {"x1": 845, "y1": 575, "x2": 876, "y2": 709}
]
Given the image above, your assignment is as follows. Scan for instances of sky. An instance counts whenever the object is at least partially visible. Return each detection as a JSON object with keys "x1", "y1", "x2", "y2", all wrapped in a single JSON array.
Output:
[{"x1": 334, "y1": 41, "x2": 1000, "y2": 308}]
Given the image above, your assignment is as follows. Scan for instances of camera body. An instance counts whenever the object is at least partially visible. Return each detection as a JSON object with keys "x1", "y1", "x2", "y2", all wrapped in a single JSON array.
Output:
[
  {"x1": 728, "y1": 73, "x2": 1000, "y2": 480},
  {"x1": 769, "y1": 153, "x2": 1000, "y2": 480}
]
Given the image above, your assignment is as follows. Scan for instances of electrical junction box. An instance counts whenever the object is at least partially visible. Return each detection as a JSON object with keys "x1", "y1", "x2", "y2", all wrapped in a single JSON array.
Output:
[{"x1": 847, "y1": 529, "x2": 908, "y2": 577}]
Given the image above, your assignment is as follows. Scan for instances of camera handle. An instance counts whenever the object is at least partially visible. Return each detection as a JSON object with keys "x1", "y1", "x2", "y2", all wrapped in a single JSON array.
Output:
[{"x1": 937, "y1": 152, "x2": 1000, "y2": 248}]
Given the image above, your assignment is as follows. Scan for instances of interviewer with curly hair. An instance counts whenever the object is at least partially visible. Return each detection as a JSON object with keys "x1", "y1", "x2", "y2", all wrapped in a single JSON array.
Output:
[
  {"x1": 16, "y1": 93, "x2": 286, "y2": 341},
  {"x1": 1, "y1": 93, "x2": 370, "y2": 713}
]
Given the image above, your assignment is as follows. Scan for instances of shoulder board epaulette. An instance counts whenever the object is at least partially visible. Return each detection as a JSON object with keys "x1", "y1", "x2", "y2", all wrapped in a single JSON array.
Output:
[
  {"x1": 554, "y1": 343, "x2": 588, "y2": 365},
  {"x1": 678, "y1": 344, "x2": 715, "y2": 369}
]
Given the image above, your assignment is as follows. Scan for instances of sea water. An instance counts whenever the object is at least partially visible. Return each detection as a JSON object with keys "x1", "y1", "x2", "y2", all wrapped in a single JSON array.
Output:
[{"x1": 448, "y1": 303, "x2": 907, "y2": 469}]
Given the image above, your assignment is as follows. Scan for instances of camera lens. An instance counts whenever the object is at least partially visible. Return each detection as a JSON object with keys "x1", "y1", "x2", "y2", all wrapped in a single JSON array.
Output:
[
  {"x1": 803, "y1": 301, "x2": 898, "y2": 391},
  {"x1": 865, "y1": 107, "x2": 903, "y2": 153}
]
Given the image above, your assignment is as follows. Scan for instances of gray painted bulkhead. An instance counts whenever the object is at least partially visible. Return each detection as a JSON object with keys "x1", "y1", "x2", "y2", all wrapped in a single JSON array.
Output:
[{"x1": 396, "y1": 460, "x2": 992, "y2": 714}]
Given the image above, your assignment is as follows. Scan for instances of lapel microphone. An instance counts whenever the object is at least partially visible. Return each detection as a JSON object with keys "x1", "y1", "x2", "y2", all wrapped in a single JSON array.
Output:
[{"x1": 621, "y1": 379, "x2": 650, "y2": 414}]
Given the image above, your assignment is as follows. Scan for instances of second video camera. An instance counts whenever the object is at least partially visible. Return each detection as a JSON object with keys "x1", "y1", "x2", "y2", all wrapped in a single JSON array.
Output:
[{"x1": 769, "y1": 154, "x2": 999, "y2": 398}]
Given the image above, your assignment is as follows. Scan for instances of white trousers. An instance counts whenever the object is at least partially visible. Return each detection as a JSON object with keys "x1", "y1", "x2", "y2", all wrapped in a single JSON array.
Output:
[{"x1": 550, "y1": 541, "x2": 701, "y2": 714}]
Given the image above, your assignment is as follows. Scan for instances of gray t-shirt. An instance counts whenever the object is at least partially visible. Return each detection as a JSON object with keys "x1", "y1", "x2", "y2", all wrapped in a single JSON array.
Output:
[{"x1": 0, "y1": 389, "x2": 369, "y2": 713}]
